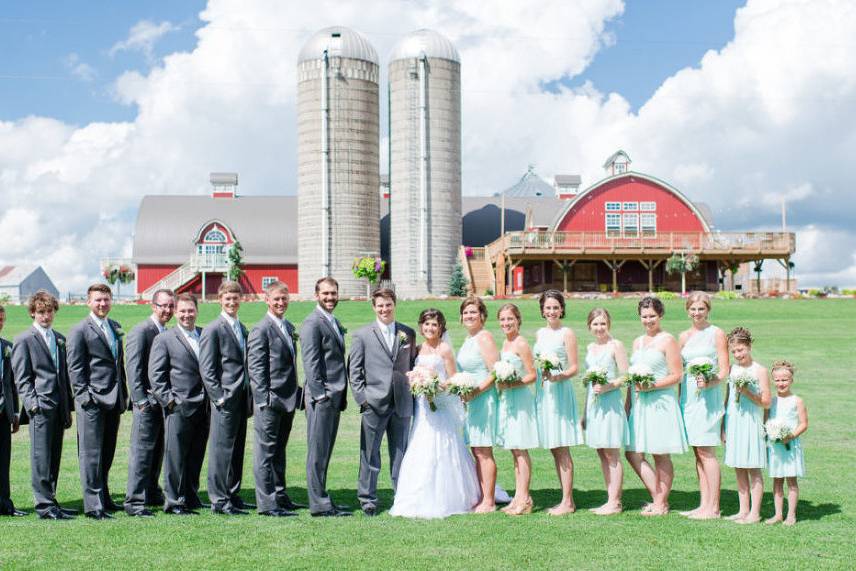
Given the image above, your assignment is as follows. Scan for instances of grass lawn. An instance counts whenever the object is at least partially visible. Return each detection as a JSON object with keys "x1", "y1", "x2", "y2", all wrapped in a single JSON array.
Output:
[{"x1": 0, "y1": 297, "x2": 852, "y2": 569}]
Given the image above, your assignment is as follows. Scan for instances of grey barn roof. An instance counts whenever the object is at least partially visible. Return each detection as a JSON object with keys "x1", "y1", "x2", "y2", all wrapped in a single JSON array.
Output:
[
  {"x1": 554, "y1": 174, "x2": 581, "y2": 185},
  {"x1": 459, "y1": 196, "x2": 566, "y2": 247},
  {"x1": 132, "y1": 195, "x2": 297, "y2": 265}
]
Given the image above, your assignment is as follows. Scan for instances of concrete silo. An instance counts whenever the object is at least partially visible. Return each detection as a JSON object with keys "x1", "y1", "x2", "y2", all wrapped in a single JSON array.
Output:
[
  {"x1": 388, "y1": 29, "x2": 462, "y2": 298},
  {"x1": 297, "y1": 26, "x2": 381, "y2": 298}
]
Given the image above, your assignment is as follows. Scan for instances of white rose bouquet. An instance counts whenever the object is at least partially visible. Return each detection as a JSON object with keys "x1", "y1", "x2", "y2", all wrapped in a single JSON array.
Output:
[
  {"x1": 447, "y1": 372, "x2": 479, "y2": 398},
  {"x1": 534, "y1": 351, "x2": 562, "y2": 378},
  {"x1": 407, "y1": 366, "x2": 441, "y2": 411},
  {"x1": 492, "y1": 360, "x2": 521, "y2": 387},
  {"x1": 625, "y1": 364, "x2": 656, "y2": 400}
]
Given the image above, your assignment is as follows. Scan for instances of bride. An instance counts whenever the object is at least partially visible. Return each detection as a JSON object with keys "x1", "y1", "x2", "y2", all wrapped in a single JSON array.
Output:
[{"x1": 390, "y1": 309, "x2": 481, "y2": 519}]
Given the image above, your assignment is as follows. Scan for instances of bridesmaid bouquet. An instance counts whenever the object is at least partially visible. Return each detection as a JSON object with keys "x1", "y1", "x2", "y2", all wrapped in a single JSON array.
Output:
[
  {"x1": 764, "y1": 418, "x2": 794, "y2": 450},
  {"x1": 407, "y1": 366, "x2": 441, "y2": 411},
  {"x1": 492, "y1": 360, "x2": 521, "y2": 387},
  {"x1": 582, "y1": 366, "x2": 609, "y2": 399},
  {"x1": 534, "y1": 351, "x2": 562, "y2": 377},
  {"x1": 730, "y1": 373, "x2": 756, "y2": 403},
  {"x1": 447, "y1": 372, "x2": 479, "y2": 398},
  {"x1": 625, "y1": 364, "x2": 656, "y2": 400},
  {"x1": 687, "y1": 357, "x2": 717, "y2": 396}
]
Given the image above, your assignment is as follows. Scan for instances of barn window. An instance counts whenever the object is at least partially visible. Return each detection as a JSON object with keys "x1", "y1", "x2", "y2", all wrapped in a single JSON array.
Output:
[
  {"x1": 203, "y1": 229, "x2": 227, "y2": 243},
  {"x1": 605, "y1": 213, "x2": 621, "y2": 236},
  {"x1": 622, "y1": 201, "x2": 638, "y2": 211},
  {"x1": 640, "y1": 201, "x2": 656, "y2": 211},
  {"x1": 261, "y1": 276, "x2": 278, "y2": 289},
  {"x1": 641, "y1": 213, "x2": 657, "y2": 236},
  {"x1": 605, "y1": 202, "x2": 621, "y2": 212},
  {"x1": 615, "y1": 163, "x2": 627, "y2": 174},
  {"x1": 623, "y1": 213, "x2": 639, "y2": 237}
]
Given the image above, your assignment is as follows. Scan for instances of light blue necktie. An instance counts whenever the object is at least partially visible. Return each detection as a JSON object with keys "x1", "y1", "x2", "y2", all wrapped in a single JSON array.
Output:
[
  {"x1": 280, "y1": 322, "x2": 293, "y2": 354},
  {"x1": 101, "y1": 321, "x2": 118, "y2": 360},
  {"x1": 233, "y1": 321, "x2": 245, "y2": 351},
  {"x1": 47, "y1": 329, "x2": 59, "y2": 369}
]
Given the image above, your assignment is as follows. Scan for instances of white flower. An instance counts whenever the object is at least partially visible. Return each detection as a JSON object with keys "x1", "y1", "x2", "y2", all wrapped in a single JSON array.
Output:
[
  {"x1": 628, "y1": 364, "x2": 653, "y2": 377},
  {"x1": 447, "y1": 372, "x2": 479, "y2": 397},
  {"x1": 493, "y1": 360, "x2": 516, "y2": 381}
]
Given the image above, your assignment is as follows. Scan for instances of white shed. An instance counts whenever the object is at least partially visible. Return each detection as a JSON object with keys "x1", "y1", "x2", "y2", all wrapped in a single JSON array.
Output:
[{"x1": 0, "y1": 265, "x2": 60, "y2": 304}]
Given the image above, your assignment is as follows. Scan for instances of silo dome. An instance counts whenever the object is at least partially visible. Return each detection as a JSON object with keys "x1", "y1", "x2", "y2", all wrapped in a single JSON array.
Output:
[
  {"x1": 298, "y1": 25, "x2": 379, "y2": 64},
  {"x1": 389, "y1": 29, "x2": 460, "y2": 63}
]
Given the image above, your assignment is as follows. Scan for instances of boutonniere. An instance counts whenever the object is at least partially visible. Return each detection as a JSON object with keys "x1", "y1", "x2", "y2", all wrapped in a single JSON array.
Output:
[
  {"x1": 340, "y1": 326, "x2": 348, "y2": 336},
  {"x1": 291, "y1": 330, "x2": 300, "y2": 344},
  {"x1": 2, "y1": 346, "x2": 10, "y2": 359},
  {"x1": 56, "y1": 338, "x2": 66, "y2": 349},
  {"x1": 113, "y1": 325, "x2": 125, "y2": 338},
  {"x1": 397, "y1": 331, "x2": 408, "y2": 345}
]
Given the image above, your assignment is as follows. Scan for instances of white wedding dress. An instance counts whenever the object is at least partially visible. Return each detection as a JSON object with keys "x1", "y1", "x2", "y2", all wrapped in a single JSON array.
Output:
[{"x1": 389, "y1": 354, "x2": 481, "y2": 519}]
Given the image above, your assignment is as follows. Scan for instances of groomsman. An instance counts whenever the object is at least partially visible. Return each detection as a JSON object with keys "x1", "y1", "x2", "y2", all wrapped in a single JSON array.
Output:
[
  {"x1": 200, "y1": 281, "x2": 253, "y2": 515},
  {"x1": 0, "y1": 305, "x2": 26, "y2": 517},
  {"x1": 12, "y1": 291, "x2": 75, "y2": 519},
  {"x1": 348, "y1": 287, "x2": 416, "y2": 516},
  {"x1": 148, "y1": 293, "x2": 208, "y2": 515},
  {"x1": 67, "y1": 283, "x2": 129, "y2": 520},
  {"x1": 248, "y1": 281, "x2": 304, "y2": 517},
  {"x1": 123, "y1": 288, "x2": 174, "y2": 517},
  {"x1": 301, "y1": 277, "x2": 351, "y2": 517}
]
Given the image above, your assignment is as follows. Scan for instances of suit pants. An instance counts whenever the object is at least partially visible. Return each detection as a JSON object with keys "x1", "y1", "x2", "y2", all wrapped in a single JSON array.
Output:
[
  {"x1": 75, "y1": 402, "x2": 121, "y2": 513},
  {"x1": 163, "y1": 404, "x2": 209, "y2": 510},
  {"x1": 206, "y1": 390, "x2": 248, "y2": 509},
  {"x1": 0, "y1": 412, "x2": 10, "y2": 505},
  {"x1": 358, "y1": 406, "x2": 410, "y2": 508},
  {"x1": 253, "y1": 404, "x2": 295, "y2": 512},
  {"x1": 305, "y1": 399, "x2": 341, "y2": 513},
  {"x1": 28, "y1": 408, "x2": 65, "y2": 516},
  {"x1": 124, "y1": 402, "x2": 164, "y2": 513}
]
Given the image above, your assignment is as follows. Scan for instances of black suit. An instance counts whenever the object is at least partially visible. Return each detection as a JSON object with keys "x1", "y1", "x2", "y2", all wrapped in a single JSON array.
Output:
[
  {"x1": 123, "y1": 318, "x2": 166, "y2": 514},
  {"x1": 11, "y1": 327, "x2": 73, "y2": 516},
  {"x1": 0, "y1": 337, "x2": 20, "y2": 511},
  {"x1": 149, "y1": 326, "x2": 208, "y2": 510},
  {"x1": 67, "y1": 315, "x2": 128, "y2": 513},
  {"x1": 248, "y1": 314, "x2": 300, "y2": 512},
  {"x1": 199, "y1": 315, "x2": 251, "y2": 510}
]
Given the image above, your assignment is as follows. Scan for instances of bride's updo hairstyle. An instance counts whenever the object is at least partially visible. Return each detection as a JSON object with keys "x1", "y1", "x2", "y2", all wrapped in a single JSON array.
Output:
[
  {"x1": 459, "y1": 295, "x2": 488, "y2": 324},
  {"x1": 418, "y1": 308, "x2": 447, "y2": 336}
]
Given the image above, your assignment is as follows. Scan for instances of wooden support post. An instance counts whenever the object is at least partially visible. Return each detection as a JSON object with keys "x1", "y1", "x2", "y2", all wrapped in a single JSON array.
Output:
[
  {"x1": 602, "y1": 259, "x2": 627, "y2": 294},
  {"x1": 201, "y1": 271, "x2": 206, "y2": 301},
  {"x1": 553, "y1": 259, "x2": 576, "y2": 294}
]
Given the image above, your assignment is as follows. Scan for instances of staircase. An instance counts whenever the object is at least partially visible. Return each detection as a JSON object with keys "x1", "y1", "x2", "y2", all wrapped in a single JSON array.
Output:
[
  {"x1": 140, "y1": 261, "x2": 197, "y2": 300},
  {"x1": 460, "y1": 246, "x2": 496, "y2": 296}
]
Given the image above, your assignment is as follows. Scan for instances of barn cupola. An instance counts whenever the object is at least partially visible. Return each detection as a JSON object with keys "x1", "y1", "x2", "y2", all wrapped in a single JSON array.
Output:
[
  {"x1": 210, "y1": 172, "x2": 238, "y2": 198},
  {"x1": 602, "y1": 150, "x2": 631, "y2": 176}
]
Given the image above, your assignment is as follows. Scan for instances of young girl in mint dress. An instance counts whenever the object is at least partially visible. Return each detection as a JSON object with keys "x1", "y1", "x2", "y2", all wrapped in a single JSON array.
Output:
[
  {"x1": 534, "y1": 290, "x2": 582, "y2": 516},
  {"x1": 626, "y1": 296, "x2": 688, "y2": 516},
  {"x1": 724, "y1": 327, "x2": 771, "y2": 525},
  {"x1": 765, "y1": 360, "x2": 808, "y2": 526},
  {"x1": 582, "y1": 308, "x2": 629, "y2": 515},
  {"x1": 679, "y1": 291, "x2": 729, "y2": 520},
  {"x1": 496, "y1": 303, "x2": 538, "y2": 516}
]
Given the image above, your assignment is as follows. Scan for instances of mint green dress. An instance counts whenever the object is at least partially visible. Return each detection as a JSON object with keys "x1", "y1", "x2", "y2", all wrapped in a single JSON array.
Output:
[
  {"x1": 724, "y1": 362, "x2": 766, "y2": 469},
  {"x1": 584, "y1": 343, "x2": 630, "y2": 449},
  {"x1": 497, "y1": 352, "x2": 539, "y2": 450},
  {"x1": 680, "y1": 325, "x2": 725, "y2": 447},
  {"x1": 456, "y1": 334, "x2": 499, "y2": 447},
  {"x1": 534, "y1": 327, "x2": 583, "y2": 449},
  {"x1": 767, "y1": 395, "x2": 805, "y2": 478},
  {"x1": 627, "y1": 336, "x2": 688, "y2": 455}
]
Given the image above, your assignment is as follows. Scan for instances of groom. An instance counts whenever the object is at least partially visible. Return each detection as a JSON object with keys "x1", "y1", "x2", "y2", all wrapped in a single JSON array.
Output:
[{"x1": 348, "y1": 288, "x2": 416, "y2": 516}]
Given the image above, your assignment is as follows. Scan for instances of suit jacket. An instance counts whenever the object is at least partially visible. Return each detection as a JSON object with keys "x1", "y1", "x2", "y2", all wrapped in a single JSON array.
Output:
[
  {"x1": 67, "y1": 316, "x2": 129, "y2": 412},
  {"x1": 125, "y1": 318, "x2": 162, "y2": 406},
  {"x1": 0, "y1": 337, "x2": 19, "y2": 423},
  {"x1": 248, "y1": 315, "x2": 300, "y2": 413},
  {"x1": 348, "y1": 321, "x2": 416, "y2": 418},
  {"x1": 199, "y1": 315, "x2": 249, "y2": 411},
  {"x1": 11, "y1": 327, "x2": 72, "y2": 426},
  {"x1": 299, "y1": 308, "x2": 348, "y2": 411},
  {"x1": 148, "y1": 327, "x2": 206, "y2": 415}
]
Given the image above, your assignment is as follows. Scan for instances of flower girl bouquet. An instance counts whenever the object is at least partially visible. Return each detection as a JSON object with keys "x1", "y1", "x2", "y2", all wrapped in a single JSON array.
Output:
[
  {"x1": 687, "y1": 356, "x2": 717, "y2": 396},
  {"x1": 447, "y1": 372, "x2": 479, "y2": 398},
  {"x1": 730, "y1": 372, "x2": 755, "y2": 403},
  {"x1": 582, "y1": 366, "x2": 609, "y2": 399},
  {"x1": 764, "y1": 418, "x2": 794, "y2": 450},
  {"x1": 407, "y1": 365, "x2": 441, "y2": 411},
  {"x1": 625, "y1": 364, "x2": 656, "y2": 400}
]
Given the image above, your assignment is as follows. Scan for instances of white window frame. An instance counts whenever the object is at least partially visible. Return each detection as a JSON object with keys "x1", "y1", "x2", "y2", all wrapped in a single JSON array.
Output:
[
  {"x1": 641, "y1": 213, "x2": 657, "y2": 236},
  {"x1": 640, "y1": 201, "x2": 656, "y2": 211},
  {"x1": 605, "y1": 201, "x2": 621, "y2": 212},
  {"x1": 622, "y1": 201, "x2": 638, "y2": 211},
  {"x1": 615, "y1": 163, "x2": 627, "y2": 174},
  {"x1": 622, "y1": 213, "x2": 639, "y2": 236},
  {"x1": 605, "y1": 213, "x2": 621, "y2": 237},
  {"x1": 203, "y1": 229, "x2": 227, "y2": 243},
  {"x1": 261, "y1": 276, "x2": 278, "y2": 290}
]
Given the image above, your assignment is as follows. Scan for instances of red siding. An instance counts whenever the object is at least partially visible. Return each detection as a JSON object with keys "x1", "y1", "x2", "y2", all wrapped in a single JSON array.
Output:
[
  {"x1": 137, "y1": 265, "x2": 180, "y2": 294},
  {"x1": 240, "y1": 266, "x2": 299, "y2": 295},
  {"x1": 556, "y1": 175, "x2": 706, "y2": 232},
  {"x1": 136, "y1": 264, "x2": 299, "y2": 296}
]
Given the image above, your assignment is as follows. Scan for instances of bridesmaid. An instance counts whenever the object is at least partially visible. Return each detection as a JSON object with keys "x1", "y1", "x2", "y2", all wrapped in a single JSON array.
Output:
[
  {"x1": 582, "y1": 308, "x2": 630, "y2": 515},
  {"x1": 679, "y1": 292, "x2": 729, "y2": 520},
  {"x1": 534, "y1": 290, "x2": 582, "y2": 516},
  {"x1": 496, "y1": 303, "x2": 538, "y2": 516},
  {"x1": 724, "y1": 327, "x2": 770, "y2": 524},
  {"x1": 625, "y1": 296, "x2": 688, "y2": 516},
  {"x1": 456, "y1": 296, "x2": 501, "y2": 513}
]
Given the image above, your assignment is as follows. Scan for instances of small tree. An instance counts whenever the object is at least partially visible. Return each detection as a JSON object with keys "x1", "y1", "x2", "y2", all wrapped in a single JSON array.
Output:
[
  {"x1": 665, "y1": 252, "x2": 699, "y2": 295},
  {"x1": 753, "y1": 260, "x2": 764, "y2": 295},
  {"x1": 225, "y1": 241, "x2": 245, "y2": 283},
  {"x1": 352, "y1": 256, "x2": 385, "y2": 297},
  {"x1": 448, "y1": 263, "x2": 469, "y2": 296}
]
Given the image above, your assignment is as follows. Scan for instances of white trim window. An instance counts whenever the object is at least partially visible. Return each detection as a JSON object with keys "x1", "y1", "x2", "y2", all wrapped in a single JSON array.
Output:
[
  {"x1": 605, "y1": 213, "x2": 621, "y2": 237},
  {"x1": 623, "y1": 213, "x2": 639, "y2": 237},
  {"x1": 640, "y1": 201, "x2": 656, "y2": 211},
  {"x1": 197, "y1": 244, "x2": 226, "y2": 255},
  {"x1": 622, "y1": 201, "x2": 638, "y2": 211},
  {"x1": 615, "y1": 163, "x2": 627, "y2": 174},
  {"x1": 641, "y1": 213, "x2": 657, "y2": 236},
  {"x1": 204, "y1": 229, "x2": 227, "y2": 243},
  {"x1": 261, "y1": 276, "x2": 278, "y2": 290},
  {"x1": 605, "y1": 201, "x2": 621, "y2": 212}
]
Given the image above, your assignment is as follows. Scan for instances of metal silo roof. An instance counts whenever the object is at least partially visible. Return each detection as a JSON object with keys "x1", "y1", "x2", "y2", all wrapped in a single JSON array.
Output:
[
  {"x1": 499, "y1": 166, "x2": 556, "y2": 198},
  {"x1": 389, "y1": 29, "x2": 460, "y2": 63},
  {"x1": 298, "y1": 26, "x2": 379, "y2": 64}
]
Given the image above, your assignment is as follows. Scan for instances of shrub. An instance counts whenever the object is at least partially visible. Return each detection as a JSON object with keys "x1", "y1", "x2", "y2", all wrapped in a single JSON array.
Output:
[
  {"x1": 448, "y1": 263, "x2": 468, "y2": 297},
  {"x1": 715, "y1": 290, "x2": 741, "y2": 300},
  {"x1": 654, "y1": 291, "x2": 678, "y2": 300}
]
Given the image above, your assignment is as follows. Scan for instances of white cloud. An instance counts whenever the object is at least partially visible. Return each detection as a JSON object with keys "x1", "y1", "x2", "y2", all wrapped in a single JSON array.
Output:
[
  {"x1": 63, "y1": 53, "x2": 97, "y2": 82},
  {"x1": 1, "y1": 0, "x2": 855, "y2": 293}
]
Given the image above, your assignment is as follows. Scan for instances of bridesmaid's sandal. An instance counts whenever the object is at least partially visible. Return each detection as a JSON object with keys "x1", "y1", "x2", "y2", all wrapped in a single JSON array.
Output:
[
  {"x1": 505, "y1": 498, "x2": 533, "y2": 516},
  {"x1": 641, "y1": 503, "x2": 668, "y2": 516}
]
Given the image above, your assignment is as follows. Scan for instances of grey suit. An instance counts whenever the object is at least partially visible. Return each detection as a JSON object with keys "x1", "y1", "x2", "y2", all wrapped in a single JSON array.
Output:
[
  {"x1": 300, "y1": 307, "x2": 348, "y2": 513},
  {"x1": 149, "y1": 326, "x2": 208, "y2": 510},
  {"x1": 348, "y1": 321, "x2": 416, "y2": 509},
  {"x1": 67, "y1": 316, "x2": 128, "y2": 512},
  {"x1": 199, "y1": 315, "x2": 251, "y2": 510},
  {"x1": 248, "y1": 314, "x2": 300, "y2": 512},
  {"x1": 0, "y1": 337, "x2": 20, "y2": 509},
  {"x1": 123, "y1": 318, "x2": 165, "y2": 513},
  {"x1": 11, "y1": 327, "x2": 73, "y2": 516}
]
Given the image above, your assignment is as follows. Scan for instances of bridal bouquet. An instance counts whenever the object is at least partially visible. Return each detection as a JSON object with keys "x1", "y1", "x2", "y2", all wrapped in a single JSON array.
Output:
[
  {"x1": 447, "y1": 372, "x2": 479, "y2": 398},
  {"x1": 582, "y1": 366, "x2": 609, "y2": 400},
  {"x1": 764, "y1": 418, "x2": 794, "y2": 450},
  {"x1": 407, "y1": 366, "x2": 441, "y2": 411},
  {"x1": 687, "y1": 357, "x2": 717, "y2": 396},
  {"x1": 730, "y1": 373, "x2": 755, "y2": 403},
  {"x1": 534, "y1": 351, "x2": 562, "y2": 378},
  {"x1": 625, "y1": 364, "x2": 656, "y2": 400},
  {"x1": 492, "y1": 360, "x2": 521, "y2": 387}
]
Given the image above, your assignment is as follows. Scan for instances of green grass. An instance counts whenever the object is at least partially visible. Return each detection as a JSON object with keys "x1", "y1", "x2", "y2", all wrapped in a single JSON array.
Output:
[{"x1": 0, "y1": 298, "x2": 853, "y2": 570}]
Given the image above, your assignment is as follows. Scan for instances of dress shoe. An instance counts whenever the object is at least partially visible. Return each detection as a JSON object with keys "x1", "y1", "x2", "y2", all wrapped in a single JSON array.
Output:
[
  {"x1": 104, "y1": 501, "x2": 122, "y2": 513},
  {"x1": 260, "y1": 509, "x2": 297, "y2": 517},
  {"x1": 85, "y1": 510, "x2": 114, "y2": 520},
  {"x1": 128, "y1": 509, "x2": 155, "y2": 518},
  {"x1": 164, "y1": 506, "x2": 197, "y2": 515},
  {"x1": 0, "y1": 506, "x2": 29, "y2": 517},
  {"x1": 145, "y1": 493, "x2": 166, "y2": 507},
  {"x1": 213, "y1": 505, "x2": 248, "y2": 516},
  {"x1": 185, "y1": 500, "x2": 210, "y2": 510},
  {"x1": 280, "y1": 499, "x2": 308, "y2": 511},
  {"x1": 361, "y1": 505, "x2": 378, "y2": 517},
  {"x1": 57, "y1": 506, "x2": 79, "y2": 516},
  {"x1": 40, "y1": 507, "x2": 73, "y2": 520},
  {"x1": 231, "y1": 498, "x2": 256, "y2": 510},
  {"x1": 311, "y1": 508, "x2": 352, "y2": 517}
]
